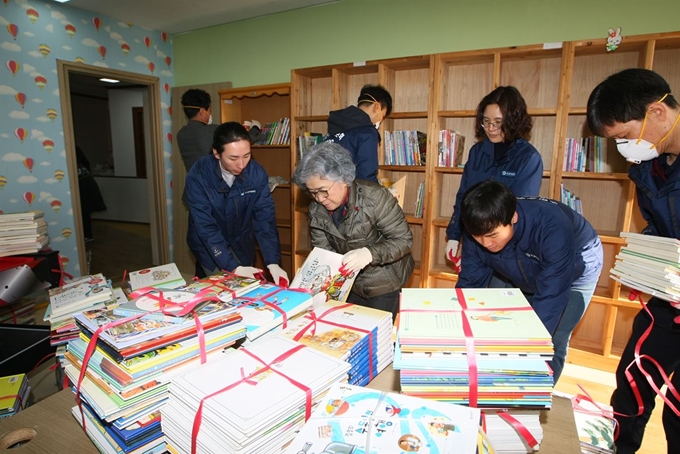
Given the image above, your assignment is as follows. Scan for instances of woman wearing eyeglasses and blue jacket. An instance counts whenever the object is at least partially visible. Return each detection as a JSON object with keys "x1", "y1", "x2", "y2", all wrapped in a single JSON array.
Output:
[
  {"x1": 445, "y1": 86, "x2": 544, "y2": 271},
  {"x1": 293, "y1": 142, "x2": 414, "y2": 321}
]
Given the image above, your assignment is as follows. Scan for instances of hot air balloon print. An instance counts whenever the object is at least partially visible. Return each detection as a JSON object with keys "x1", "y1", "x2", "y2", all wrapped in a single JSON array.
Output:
[
  {"x1": 14, "y1": 128, "x2": 27, "y2": 143},
  {"x1": 26, "y1": 8, "x2": 39, "y2": 23},
  {"x1": 50, "y1": 199, "x2": 62, "y2": 213},
  {"x1": 0, "y1": 175, "x2": 6, "y2": 190},
  {"x1": 62, "y1": 227, "x2": 72, "y2": 238},
  {"x1": 98, "y1": 45, "x2": 106, "y2": 60},
  {"x1": 167, "y1": 106, "x2": 172, "y2": 116},
  {"x1": 166, "y1": 132, "x2": 172, "y2": 143},
  {"x1": 35, "y1": 75, "x2": 47, "y2": 90},
  {"x1": 38, "y1": 43, "x2": 50, "y2": 57},
  {"x1": 148, "y1": 62, "x2": 155, "y2": 74},
  {"x1": 43, "y1": 139, "x2": 54, "y2": 153},
  {"x1": 121, "y1": 42, "x2": 130, "y2": 55},
  {"x1": 23, "y1": 191, "x2": 34, "y2": 206},
  {"x1": 163, "y1": 83, "x2": 170, "y2": 94},
  {"x1": 46, "y1": 108, "x2": 58, "y2": 121},
  {"x1": 144, "y1": 36, "x2": 152, "y2": 48},
  {"x1": 54, "y1": 169, "x2": 65, "y2": 182},
  {"x1": 165, "y1": 56, "x2": 171, "y2": 67},
  {"x1": 92, "y1": 17, "x2": 102, "y2": 31},
  {"x1": 161, "y1": 32, "x2": 168, "y2": 42},
  {"x1": 6, "y1": 60, "x2": 19, "y2": 77},
  {"x1": 65, "y1": 24, "x2": 76, "y2": 38},
  {"x1": 7, "y1": 23, "x2": 18, "y2": 40},
  {"x1": 15, "y1": 92, "x2": 26, "y2": 108},
  {"x1": 74, "y1": 56, "x2": 85, "y2": 64},
  {"x1": 23, "y1": 158, "x2": 34, "y2": 173},
  {"x1": 169, "y1": 180, "x2": 173, "y2": 189}
]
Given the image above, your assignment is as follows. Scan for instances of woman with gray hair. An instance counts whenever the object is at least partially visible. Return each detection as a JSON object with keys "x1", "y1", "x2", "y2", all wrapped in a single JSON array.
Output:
[{"x1": 293, "y1": 142, "x2": 414, "y2": 320}]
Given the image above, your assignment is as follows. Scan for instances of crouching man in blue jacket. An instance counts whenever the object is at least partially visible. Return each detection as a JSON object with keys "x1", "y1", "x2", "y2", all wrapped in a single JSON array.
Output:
[
  {"x1": 185, "y1": 121, "x2": 288, "y2": 286},
  {"x1": 456, "y1": 181, "x2": 603, "y2": 382}
]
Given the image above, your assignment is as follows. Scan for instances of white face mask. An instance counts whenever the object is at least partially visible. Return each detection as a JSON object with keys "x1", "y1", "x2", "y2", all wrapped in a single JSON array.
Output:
[
  {"x1": 374, "y1": 121, "x2": 380, "y2": 130},
  {"x1": 207, "y1": 114, "x2": 213, "y2": 125},
  {"x1": 615, "y1": 139, "x2": 660, "y2": 164}
]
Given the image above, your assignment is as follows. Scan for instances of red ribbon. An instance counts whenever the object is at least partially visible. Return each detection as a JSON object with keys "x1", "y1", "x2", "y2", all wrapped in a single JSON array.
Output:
[
  {"x1": 571, "y1": 384, "x2": 619, "y2": 441},
  {"x1": 455, "y1": 288, "x2": 479, "y2": 408},
  {"x1": 190, "y1": 344, "x2": 312, "y2": 454},
  {"x1": 496, "y1": 410, "x2": 539, "y2": 450},
  {"x1": 231, "y1": 286, "x2": 290, "y2": 330},
  {"x1": 50, "y1": 254, "x2": 73, "y2": 287},
  {"x1": 0, "y1": 394, "x2": 24, "y2": 411}
]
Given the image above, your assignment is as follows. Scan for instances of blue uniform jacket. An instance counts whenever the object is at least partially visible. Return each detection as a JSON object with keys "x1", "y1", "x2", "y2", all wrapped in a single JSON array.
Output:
[
  {"x1": 456, "y1": 198, "x2": 599, "y2": 333},
  {"x1": 185, "y1": 154, "x2": 281, "y2": 272},
  {"x1": 628, "y1": 156, "x2": 680, "y2": 238},
  {"x1": 446, "y1": 138, "x2": 543, "y2": 241}
]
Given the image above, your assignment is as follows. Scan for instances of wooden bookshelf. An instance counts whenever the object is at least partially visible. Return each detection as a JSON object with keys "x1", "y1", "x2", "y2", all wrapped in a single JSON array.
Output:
[
  {"x1": 289, "y1": 31, "x2": 680, "y2": 372},
  {"x1": 218, "y1": 83, "x2": 293, "y2": 276}
]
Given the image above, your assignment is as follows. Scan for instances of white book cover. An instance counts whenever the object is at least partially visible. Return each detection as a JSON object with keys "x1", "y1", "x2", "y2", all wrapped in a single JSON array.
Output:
[
  {"x1": 48, "y1": 273, "x2": 112, "y2": 316},
  {"x1": 128, "y1": 263, "x2": 186, "y2": 291},
  {"x1": 290, "y1": 247, "x2": 357, "y2": 303},
  {"x1": 283, "y1": 383, "x2": 481, "y2": 454}
]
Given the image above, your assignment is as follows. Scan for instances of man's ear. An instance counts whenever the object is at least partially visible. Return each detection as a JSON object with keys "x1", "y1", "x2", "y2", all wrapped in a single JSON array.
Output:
[
  {"x1": 649, "y1": 101, "x2": 668, "y2": 122},
  {"x1": 212, "y1": 148, "x2": 219, "y2": 158},
  {"x1": 511, "y1": 211, "x2": 519, "y2": 224}
]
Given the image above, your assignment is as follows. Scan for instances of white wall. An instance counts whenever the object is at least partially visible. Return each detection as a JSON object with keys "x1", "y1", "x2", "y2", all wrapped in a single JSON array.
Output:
[
  {"x1": 108, "y1": 89, "x2": 144, "y2": 177},
  {"x1": 92, "y1": 177, "x2": 150, "y2": 223}
]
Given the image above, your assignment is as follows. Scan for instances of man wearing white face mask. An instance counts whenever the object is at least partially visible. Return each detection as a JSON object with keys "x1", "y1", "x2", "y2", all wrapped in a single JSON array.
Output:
[
  {"x1": 587, "y1": 68, "x2": 680, "y2": 454},
  {"x1": 323, "y1": 84, "x2": 392, "y2": 183},
  {"x1": 178, "y1": 89, "x2": 217, "y2": 173}
]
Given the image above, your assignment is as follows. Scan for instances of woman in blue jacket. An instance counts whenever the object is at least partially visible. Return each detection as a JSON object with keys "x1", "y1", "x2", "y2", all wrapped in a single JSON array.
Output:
[
  {"x1": 445, "y1": 86, "x2": 543, "y2": 270},
  {"x1": 185, "y1": 122, "x2": 288, "y2": 285}
]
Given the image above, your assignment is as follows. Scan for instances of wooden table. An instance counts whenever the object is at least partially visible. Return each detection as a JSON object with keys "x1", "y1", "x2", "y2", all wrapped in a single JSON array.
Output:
[{"x1": 0, "y1": 366, "x2": 581, "y2": 453}]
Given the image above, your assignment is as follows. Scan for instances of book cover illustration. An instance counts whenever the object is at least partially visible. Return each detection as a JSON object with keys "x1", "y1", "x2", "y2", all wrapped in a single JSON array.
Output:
[
  {"x1": 128, "y1": 263, "x2": 185, "y2": 291},
  {"x1": 290, "y1": 247, "x2": 356, "y2": 303},
  {"x1": 48, "y1": 273, "x2": 112, "y2": 314},
  {"x1": 182, "y1": 273, "x2": 261, "y2": 302},
  {"x1": 113, "y1": 290, "x2": 235, "y2": 323}
]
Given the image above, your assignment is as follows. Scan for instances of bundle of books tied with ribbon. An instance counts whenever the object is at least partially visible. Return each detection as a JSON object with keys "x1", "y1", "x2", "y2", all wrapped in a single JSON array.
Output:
[
  {"x1": 554, "y1": 391, "x2": 616, "y2": 454},
  {"x1": 0, "y1": 211, "x2": 49, "y2": 257},
  {"x1": 0, "y1": 373, "x2": 30, "y2": 419},
  {"x1": 278, "y1": 299, "x2": 394, "y2": 386},
  {"x1": 161, "y1": 335, "x2": 351, "y2": 454},
  {"x1": 610, "y1": 232, "x2": 680, "y2": 306},
  {"x1": 64, "y1": 271, "x2": 265, "y2": 454},
  {"x1": 394, "y1": 288, "x2": 555, "y2": 453},
  {"x1": 283, "y1": 382, "x2": 487, "y2": 454}
]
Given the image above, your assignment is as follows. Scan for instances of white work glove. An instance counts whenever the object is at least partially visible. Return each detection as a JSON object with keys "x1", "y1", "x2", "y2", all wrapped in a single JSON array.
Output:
[
  {"x1": 232, "y1": 266, "x2": 261, "y2": 279},
  {"x1": 446, "y1": 239, "x2": 461, "y2": 273},
  {"x1": 267, "y1": 264, "x2": 289, "y2": 288},
  {"x1": 340, "y1": 247, "x2": 372, "y2": 275}
]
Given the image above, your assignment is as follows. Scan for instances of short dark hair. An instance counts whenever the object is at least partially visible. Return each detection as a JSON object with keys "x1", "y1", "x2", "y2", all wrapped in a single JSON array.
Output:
[
  {"x1": 474, "y1": 86, "x2": 532, "y2": 142},
  {"x1": 461, "y1": 181, "x2": 516, "y2": 236},
  {"x1": 212, "y1": 121, "x2": 250, "y2": 154},
  {"x1": 357, "y1": 84, "x2": 393, "y2": 117},
  {"x1": 181, "y1": 88, "x2": 211, "y2": 119},
  {"x1": 587, "y1": 68, "x2": 678, "y2": 136}
]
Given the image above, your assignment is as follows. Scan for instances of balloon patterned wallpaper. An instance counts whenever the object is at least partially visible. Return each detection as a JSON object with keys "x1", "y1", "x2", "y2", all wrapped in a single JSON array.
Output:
[{"x1": 0, "y1": 0, "x2": 174, "y2": 276}]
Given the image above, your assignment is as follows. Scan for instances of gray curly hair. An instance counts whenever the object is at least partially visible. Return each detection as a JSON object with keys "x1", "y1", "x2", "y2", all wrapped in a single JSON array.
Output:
[{"x1": 293, "y1": 142, "x2": 356, "y2": 189}]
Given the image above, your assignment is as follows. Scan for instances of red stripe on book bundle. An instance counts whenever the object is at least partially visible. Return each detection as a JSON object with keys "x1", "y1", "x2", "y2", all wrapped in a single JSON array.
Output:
[
  {"x1": 292, "y1": 302, "x2": 376, "y2": 381},
  {"x1": 571, "y1": 384, "x2": 619, "y2": 441},
  {"x1": 190, "y1": 344, "x2": 312, "y2": 454},
  {"x1": 233, "y1": 286, "x2": 290, "y2": 329},
  {"x1": 496, "y1": 411, "x2": 539, "y2": 450}
]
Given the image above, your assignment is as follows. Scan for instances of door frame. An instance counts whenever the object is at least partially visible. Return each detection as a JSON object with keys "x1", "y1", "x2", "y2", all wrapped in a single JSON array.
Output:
[{"x1": 57, "y1": 59, "x2": 170, "y2": 274}]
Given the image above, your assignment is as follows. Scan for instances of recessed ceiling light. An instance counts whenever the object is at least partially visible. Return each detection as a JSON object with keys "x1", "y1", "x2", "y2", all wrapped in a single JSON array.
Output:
[
  {"x1": 53, "y1": 0, "x2": 70, "y2": 3},
  {"x1": 99, "y1": 78, "x2": 120, "y2": 84}
]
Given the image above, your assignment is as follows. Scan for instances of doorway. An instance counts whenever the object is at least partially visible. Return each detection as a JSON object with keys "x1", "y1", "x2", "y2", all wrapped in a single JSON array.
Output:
[{"x1": 57, "y1": 60, "x2": 170, "y2": 278}]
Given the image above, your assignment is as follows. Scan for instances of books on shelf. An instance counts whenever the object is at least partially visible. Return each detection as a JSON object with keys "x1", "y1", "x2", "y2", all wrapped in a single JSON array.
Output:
[
  {"x1": 296, "y1": 132, "x2": 323, "y2": 159},
  {"x1": 414, "y1": 181, "x2": 425, "y2": 218},
  {"x1": 289, "y1": 247, "x2": 357, "y2": 303},
  {"x1": 560, "y1": 183, "x2": 583, "y2": 216},
  {"x1": 128, "y1": 263, "x2": 186, "y2": 291},
  {"x1": 437, "y1": 129, "x2": 467, "y2": 167},
  {"x1": 563, "y1": 136, "x2": 609, "y2": 173},
  {"x1": 384, "y1": 130, "x2": 427, "y2": 166},
  {"x1": 254, "y1": 118, "x2": 290, "y2": 145}
]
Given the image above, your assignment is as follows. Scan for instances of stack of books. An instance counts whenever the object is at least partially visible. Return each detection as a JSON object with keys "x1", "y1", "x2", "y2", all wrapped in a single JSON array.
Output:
[
  {"x1": 128, "y1": 263, "x2": 186, "y2": 292},
  {"x1": 161, "y1": 335, "x2": 351, "y2": 454},
  {"x1": 45, "y1": 273, "x2": 114, "y2": 346},
  {"x1": 384, "y1": 130, "x2": 427, "y2": 166},
  {"x1": 280, "y1": 299, "x2": 394, "y2": 386},
  {"x1": 611, "y1": 232, "x2": 680, "y2": 306},
  {"x1": 0, "y1": 211, "x2": 49, "y2": 257},
  {"x1": 438, "y1": 129, "x2": 467, "y2": 167},
  {"x1": 283, "y1": 382, "x2": 484, "y2": 454},
  {"x1": 395, "y1": 288, "x2": 554, "y2": 452},
  {"x1": 0, "y1": 373, "x2": 30, "y2": 418},
  {"x1": 554, "y1": 391, "x2": 615, "y2": 454},
  {"x1": 296, "y1": 132, "x2": 323, "y2": 159},
  {"x1": 0, "y1": 294, "x2": 38, "y2": 324},
  {"x1": 64, "y1": 273, "x2": 260, "y2": 454}
]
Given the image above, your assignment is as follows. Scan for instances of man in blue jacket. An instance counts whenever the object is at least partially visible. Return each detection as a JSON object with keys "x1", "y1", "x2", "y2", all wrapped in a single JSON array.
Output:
[
  {"x1": 587, "y1": 68, "x2": 680, "y2": 454},
  {"x1": 185, "y1": 122, "x2": 289, "y2": 286},
  {"x1": 456, "y1": 181, "x2": 603, "y2": 383},
  {"x1": 324, "y1": 84, "x2": 392, "y2": 183}
]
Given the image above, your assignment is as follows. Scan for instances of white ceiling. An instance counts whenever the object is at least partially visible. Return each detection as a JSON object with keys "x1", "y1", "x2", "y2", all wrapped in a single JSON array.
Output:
[{"x1": 65, "y1": 0, "x2": 338, "y2": 35}]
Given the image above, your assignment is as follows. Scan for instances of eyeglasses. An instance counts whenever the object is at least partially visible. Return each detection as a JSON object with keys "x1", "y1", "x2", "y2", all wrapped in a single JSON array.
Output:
[
  {"x1": 306, "y1": 181, "x2": 336, "y2": 200},
  {"x1": 481, "y1": 119, "x2": 503, "y2": 130}
]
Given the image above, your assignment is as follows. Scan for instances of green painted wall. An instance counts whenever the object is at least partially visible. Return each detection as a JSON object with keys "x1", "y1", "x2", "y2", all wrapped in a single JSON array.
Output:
[{"x1": 174, "y1": 0, "x2": 679, "y2": 88}]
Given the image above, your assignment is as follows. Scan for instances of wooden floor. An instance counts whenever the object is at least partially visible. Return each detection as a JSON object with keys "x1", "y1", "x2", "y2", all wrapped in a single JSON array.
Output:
[
  {"x1": 557, "y1": 363, "x2": 666, "y2": 453},
  {"x1": 87, "y1": 219, "x2": 153, "y2": 280}
]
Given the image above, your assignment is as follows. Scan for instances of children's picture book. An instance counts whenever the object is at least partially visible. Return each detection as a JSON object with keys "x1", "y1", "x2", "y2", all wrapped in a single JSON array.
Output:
[
  {"x1": 283, "y1": 383, "x2": 481, "y2": 454},
  {"x1": 48, "y1": 273, "x2": 112, "y2": 317},
  {"x1": 128, "y1": 263, "x2": 186, "y2": 291},
  {"x1": 290, "y1": 247, "x2": 356, "y2": 303},
  {"x1": 181, "y1": 272, "x2": 261, "y2": 303}
]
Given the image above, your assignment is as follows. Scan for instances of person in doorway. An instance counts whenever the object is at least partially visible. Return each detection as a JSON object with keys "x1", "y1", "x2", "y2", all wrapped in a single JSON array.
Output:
[
  {"x1": 177, "y1": 88, "x2": 218, "y2": 172},
  {"x1": 456, "y1": 181, "x2": 603, "y2": 383},
  {"x1": 185, "y1": 122, "x2": 289, "y2": 286},
  {"x1": 445, "y1": 86, "x2": 543, "y2": 272},
  {"x1": 324, "y1": 84, "x2": 392, "y2": 183},
  {"x1": 292, "y1": 141, "x2": 414, "y2": 321},
  {"x1": 587, "y1": 68, "x2": 680, "y2": 454},
  {"x1": 76, "y1": 146, "x2": 106, "y2": 241}
]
